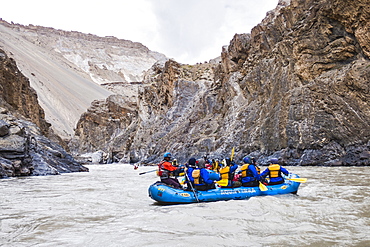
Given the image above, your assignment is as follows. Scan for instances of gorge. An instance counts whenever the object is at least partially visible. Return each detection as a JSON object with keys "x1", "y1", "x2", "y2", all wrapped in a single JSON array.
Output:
[
  {"x1": 71, "y1": 0, "x2": 370, "y2": 166},
  {"x1": 1, "y1": 0, "x2": 369, "y2": 178}
]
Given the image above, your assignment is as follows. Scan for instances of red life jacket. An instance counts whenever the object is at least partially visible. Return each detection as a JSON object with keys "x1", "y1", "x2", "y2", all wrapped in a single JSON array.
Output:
[{"x1": 157, "y1": 160, "x2": 176, "y2": 179}]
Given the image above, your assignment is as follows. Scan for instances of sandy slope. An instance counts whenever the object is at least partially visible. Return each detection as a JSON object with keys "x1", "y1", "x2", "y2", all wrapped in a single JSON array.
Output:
[{"x1": 0, "y1": 23, "x2": 112, "y2": 138}]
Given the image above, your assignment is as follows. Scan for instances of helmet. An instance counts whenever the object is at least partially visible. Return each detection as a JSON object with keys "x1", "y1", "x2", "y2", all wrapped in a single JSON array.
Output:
[
  {"x1": 163, "y1": 152, "x2": 172, "y2": 158},
  {"x1": 270, "y1": 158, "x2": 279, "y2": 164},
  {"x1": 197, "y1": 159, "x2": 205, "y2": 169},
  {"x1": 188, "y1": 158, "x2": 196, "y2": 167},
  {"x1": 243, "y1": 156, "x2": 251, "y2": 164}
]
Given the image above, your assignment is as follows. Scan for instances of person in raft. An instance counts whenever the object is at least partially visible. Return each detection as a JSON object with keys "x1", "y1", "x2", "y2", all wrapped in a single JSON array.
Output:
[
  {"x1": 260, "y1": 158, "x2": 289, "y2": 185},
  {"x1": 191, "y1": 159, "x2": 217, "y2": 191},
  {"x1": 184, "y1": 157, "x2": 197, "y2": 190},
  {"x1": 157, "y1": 152, "x2": 182, "y2": 189},
  {"x1": 238, "y1": 156, "x2": 261, "y2": 187},
  {"x1": 218, "y1": 158, "x2": 238, "y2": 188}
]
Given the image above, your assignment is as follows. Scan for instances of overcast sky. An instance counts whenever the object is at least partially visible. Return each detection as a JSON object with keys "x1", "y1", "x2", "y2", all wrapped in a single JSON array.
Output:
[{"x1": 1, "y1": 0, "x2": 278, "y2": 64}]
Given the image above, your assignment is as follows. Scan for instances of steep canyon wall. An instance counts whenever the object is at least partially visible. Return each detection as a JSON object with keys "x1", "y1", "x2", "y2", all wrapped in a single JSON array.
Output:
[{"x1": 73, "y1": 0, "x2": 370, "y2": 166}]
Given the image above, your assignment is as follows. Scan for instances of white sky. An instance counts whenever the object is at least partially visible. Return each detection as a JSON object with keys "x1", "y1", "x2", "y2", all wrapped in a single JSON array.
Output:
[{"x1": 0, "y1": 0, "x2": 279, "y2": 64}]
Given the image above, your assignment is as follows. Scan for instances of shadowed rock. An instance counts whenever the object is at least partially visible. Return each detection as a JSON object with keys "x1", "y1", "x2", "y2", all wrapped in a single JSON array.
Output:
[{"x1": 0, "y1": 49, "x2": 88, "y2": 178}]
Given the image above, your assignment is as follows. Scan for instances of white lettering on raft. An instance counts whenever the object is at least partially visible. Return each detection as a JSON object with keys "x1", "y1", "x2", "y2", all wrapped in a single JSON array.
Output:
[{"x1": 220, "y1": 188, "x2": 256, "y2": 195}]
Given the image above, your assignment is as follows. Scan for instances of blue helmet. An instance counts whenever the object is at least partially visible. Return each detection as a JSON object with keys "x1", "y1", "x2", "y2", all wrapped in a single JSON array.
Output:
[
  {"x1": 243, "y1": 156, "x2": 252, "y2": 164},
  {"x1": 163, "y1": 152, "x2": 172, "y2": 158},
  {"x1": 270, "y1": 158, "x2": 279, "y2": 164}
]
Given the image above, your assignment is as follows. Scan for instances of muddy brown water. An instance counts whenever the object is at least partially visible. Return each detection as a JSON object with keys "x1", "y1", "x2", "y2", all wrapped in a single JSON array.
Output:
[{"x1": 1, "y1": 164, "x2": 369, "y2": 246}]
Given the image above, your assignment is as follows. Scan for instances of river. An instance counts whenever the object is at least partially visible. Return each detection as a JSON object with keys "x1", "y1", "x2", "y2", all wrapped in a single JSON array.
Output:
[{"x1": 1, "y1": 164, "x2": 369, "y2": 247}]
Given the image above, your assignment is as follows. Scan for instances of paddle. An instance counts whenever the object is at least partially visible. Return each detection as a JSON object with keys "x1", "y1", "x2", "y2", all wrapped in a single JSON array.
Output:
[
  {"x1": 139, "y1": 169, "x2": 157, "y2": 175},
  {"x1": 230, "y1": 147, "x2": 235, "y2": 161},
  {"x1": 259, "y1": 182, "x2": 268, "y2": 191},
  {"x1": 184, "y1": 171, "x2": 200, "y2": 203},
  {"x1": 217, "y1": 179, "x2": 228, "y2": 187},
  {"x1": 286, "y1": 178, "x2": 307, "y2": 183}
]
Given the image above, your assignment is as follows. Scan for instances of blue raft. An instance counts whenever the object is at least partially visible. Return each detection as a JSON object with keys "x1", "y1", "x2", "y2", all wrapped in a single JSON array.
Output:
[{"x1": 148, "y1": 173, "x2": 301, "y2": 204}]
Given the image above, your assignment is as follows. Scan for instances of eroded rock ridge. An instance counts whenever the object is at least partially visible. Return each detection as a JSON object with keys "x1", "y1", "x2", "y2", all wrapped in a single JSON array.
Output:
[
  {"x1": 72, "y1": 0, "x2": 370, "y2": 166},
  {"x1": 0, "y1": 19, "x2": 166, "y2": 138}
]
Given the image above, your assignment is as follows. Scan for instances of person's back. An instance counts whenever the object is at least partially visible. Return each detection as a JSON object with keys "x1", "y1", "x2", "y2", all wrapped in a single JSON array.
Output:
[
  {"x1": 239, "y1": 156, "x2": 260, "y2": 187},
  {"x1": 260, "y1": 158, "x2": 289, "y2": 185},
  {"x1": 185, "y1": 158, "x2": 196, "y2": 190},
  {"x1": 218, "y1": 158, "x2": 238, "y2": 187},
  {"x1": 212, "y1": 159, "x2": 220, "y2": 172},
  {"x1": 191, "y1": 160, "x2": 216, "y2": 191}
]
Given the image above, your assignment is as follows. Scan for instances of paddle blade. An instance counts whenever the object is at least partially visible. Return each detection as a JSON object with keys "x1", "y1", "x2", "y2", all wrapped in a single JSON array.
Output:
[
  {"x1": 230, "y1": 147, "x2": 235, "y2": 161},
  {"x1": 287, "y1": 178, "x2": 307, "y2": 183},
  {"x1": 259, "y1": 182, "x2": 268, "y2": 191},
  {"x1": 217, "y1": 179, "x2": 229, "y2": 187}
]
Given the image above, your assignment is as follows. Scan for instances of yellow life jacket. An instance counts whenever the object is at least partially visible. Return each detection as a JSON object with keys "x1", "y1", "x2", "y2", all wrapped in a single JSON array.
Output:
[
  {"x1": 219, "y1": 166, "x2": 230, "y2": 180},
  {"x1": 240, "y1": 164, "x2": 250, "y2": 178},
  {"x1": 256, "y1": 166, "x2": 261, "y2": 174},
  {"x1": 192, "y1": 169, "x2": 201, "y2": 185},
  {"x1": 217, "y1": 166, "x2": 231, "y2": 187},
  {"x1": 268, "y1": 164, "x2": 281, "y2": 178},
  {"x1": 212, "y1": 161, "x2": 220, "y2": 172}
]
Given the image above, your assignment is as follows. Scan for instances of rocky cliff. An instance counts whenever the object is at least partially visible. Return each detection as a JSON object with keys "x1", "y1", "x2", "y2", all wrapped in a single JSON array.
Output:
[
  {"x1": 213, "y1": 0, "x2": 370, "y2": 165},
  {"x1": 0, "y1": 49, "x2": 87, "y2": 178},
  {"x1": 0, "y1": 20, "x2": 167, "y2": 138},
  {"x1": 72, "y1": 0, "x2": 370, "y2": 166}
]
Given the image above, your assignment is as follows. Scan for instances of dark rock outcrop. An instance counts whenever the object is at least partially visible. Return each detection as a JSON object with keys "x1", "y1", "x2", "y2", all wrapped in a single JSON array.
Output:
[
  {"x1": 0, "y1": 49, "x2": 88, "y2": 178},
  {"x1": 72, "y1": 0, "x2": 370, "y2": 166},
  {"x1": 0, "y1": 49, "x2": 50, "y2": 135}
]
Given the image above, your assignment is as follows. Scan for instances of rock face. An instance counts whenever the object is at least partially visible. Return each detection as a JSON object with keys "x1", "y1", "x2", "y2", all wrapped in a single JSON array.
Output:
[
  {"x1": 0, "y1": 20, "x2": 166, "y2": 138},
  {"x1": 0, "y1": 49, "x2": 88, "y2": 178},
  {"x1": 0, "y1": 49, "x2": 50, "y2": 135},
  {"x1": 215, "y1": 0, "x2": 370, "y2": 165},
  {"x1": 72, "y1": 0, "x2": 370, "y2": 166}
]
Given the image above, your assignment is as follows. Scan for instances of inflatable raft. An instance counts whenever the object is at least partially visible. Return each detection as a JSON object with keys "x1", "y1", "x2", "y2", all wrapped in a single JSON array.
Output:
[{"x1": 148, "y1": 173, "x2": 302, "y2": 204}]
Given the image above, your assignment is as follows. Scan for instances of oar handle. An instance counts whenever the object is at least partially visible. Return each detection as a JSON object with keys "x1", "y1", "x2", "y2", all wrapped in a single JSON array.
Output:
[
  {"x1": 139, "y1": 169, "x2": 157, "y2": 175},
  {"x1": 184, "y1": 171, "x2": 200, "y2": 203}
]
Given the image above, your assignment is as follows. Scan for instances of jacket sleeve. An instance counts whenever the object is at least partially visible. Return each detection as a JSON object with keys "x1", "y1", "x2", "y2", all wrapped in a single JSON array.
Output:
[
  {"x1": 201, "y1": 169, "x2": 213, "y2": 184},
  {"x1": 230, "y1": 163, "x2": 238, "y2": 173},
  {"x1": 280, "y1": 166, "x2": 289, "y2": 176},
  {"x1": 260, "y1": 168, "x2": 269, "y2": 178},
  {"x1": 250, "y1": 165, "x2": 260, "y2": 180},
  {"x1": 163, "y1": 161, "x2": 177, "y2": 171},
  {"x1": 186, "y1": 168, "x2": 194, "y2": 182}
]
